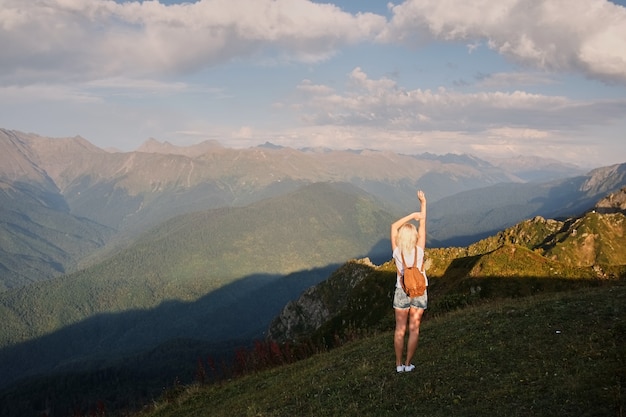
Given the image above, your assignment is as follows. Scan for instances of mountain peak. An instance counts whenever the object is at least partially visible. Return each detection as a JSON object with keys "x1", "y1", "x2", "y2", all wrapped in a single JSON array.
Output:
[
  {"x1": 257, "y1": 141, "x2": 284, "y2": 150},
  {"x1": 136, "y1": 138, "x2": 223, "y2": 157}
]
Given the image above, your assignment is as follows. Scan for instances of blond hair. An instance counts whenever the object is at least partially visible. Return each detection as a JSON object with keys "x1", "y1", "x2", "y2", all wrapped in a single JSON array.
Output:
[{"x1": 396, "y1": 223, "x2": 418, "y2": 257}]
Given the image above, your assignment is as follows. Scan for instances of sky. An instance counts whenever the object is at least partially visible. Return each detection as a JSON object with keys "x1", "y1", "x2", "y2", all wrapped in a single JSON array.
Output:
[{"x1": 1, "y1": 0, "x2": 625, "y2": 168}]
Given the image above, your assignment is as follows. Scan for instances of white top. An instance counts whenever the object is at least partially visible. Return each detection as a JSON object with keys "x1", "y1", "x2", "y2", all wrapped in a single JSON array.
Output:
[{"x1": 392, "y1": 246, "x2": 428, "y2": 288}]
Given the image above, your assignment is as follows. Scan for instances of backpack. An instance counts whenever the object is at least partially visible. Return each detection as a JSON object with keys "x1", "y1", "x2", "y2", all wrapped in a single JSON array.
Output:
[{"x1": 401, "y1": 248, "x2": 426, "y2": 297}]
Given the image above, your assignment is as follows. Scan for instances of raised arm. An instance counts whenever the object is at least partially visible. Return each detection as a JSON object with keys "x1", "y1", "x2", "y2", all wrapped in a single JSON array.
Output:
[{"x1": 416, "y1": 190, "x2": 427, "y2": 249}]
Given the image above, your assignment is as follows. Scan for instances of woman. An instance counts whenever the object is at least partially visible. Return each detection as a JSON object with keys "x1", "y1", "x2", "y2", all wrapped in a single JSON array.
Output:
[{"x1": 390, "y1": 190, "x2": 427, "y2": 373}]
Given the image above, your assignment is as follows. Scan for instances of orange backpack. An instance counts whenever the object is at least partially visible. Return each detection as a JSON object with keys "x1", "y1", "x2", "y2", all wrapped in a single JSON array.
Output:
[{"x1": 401, "y1": 248, "x2": 426, "y2": 297}]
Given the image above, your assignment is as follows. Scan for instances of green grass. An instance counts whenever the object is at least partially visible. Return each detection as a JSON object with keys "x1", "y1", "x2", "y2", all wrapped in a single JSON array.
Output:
[{"x1": 140, "y1": 284, "x2": 625, "y2": 417}]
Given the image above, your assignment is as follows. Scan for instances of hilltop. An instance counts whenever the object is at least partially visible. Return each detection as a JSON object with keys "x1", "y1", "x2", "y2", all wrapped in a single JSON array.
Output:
[{"x1": 137, "y1": 285, "x2": 626, "y2": 417}]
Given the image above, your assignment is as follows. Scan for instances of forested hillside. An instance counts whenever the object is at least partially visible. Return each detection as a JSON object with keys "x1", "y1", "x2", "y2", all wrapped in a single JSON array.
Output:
[{"x1": 0, "y1": 182, "x2": 393, "y2": 391}]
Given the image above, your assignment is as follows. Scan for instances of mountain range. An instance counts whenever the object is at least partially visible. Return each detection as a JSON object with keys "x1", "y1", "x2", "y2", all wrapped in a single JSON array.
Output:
[
  {"x1": 3, "y1": 127, "x2": 622, "y2": 290},
  {"x1": 0, "y1": 127, "x2": 625, "y2": 416}
]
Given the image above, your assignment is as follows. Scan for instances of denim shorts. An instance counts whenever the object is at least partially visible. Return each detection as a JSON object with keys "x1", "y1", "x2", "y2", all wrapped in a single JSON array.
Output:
[{"x1": 393, "y1": 286, "x2": 428, "y2": 310}]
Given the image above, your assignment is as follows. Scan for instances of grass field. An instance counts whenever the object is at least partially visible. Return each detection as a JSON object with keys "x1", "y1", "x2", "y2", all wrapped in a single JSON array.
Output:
[{"x1": 140, "y1": 283, "x2": 625, "y2": 417}]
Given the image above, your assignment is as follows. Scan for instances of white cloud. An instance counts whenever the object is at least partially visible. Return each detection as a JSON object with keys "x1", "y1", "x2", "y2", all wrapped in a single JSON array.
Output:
[
  {"x1": 2, "y1": 0, "x2": 624, "y2": 85},
  {"x1": 280, "y1": 66, "x2": 626, "y2": 166},
  {"x1": 233, "y1": 126, "x2": 253, "y2": 139},
  {"x1": 0, "y1": 0, "x2": 624, "y2": 167},
  {"x1": 382, "y1": 0, "x2": 626, "y2": 83},
  {"x1": 0, "y1": 0, "x2": 385, "y2": 84},
  {"x1": 292, "y1": 67, "x2": 626, "y2": 131}
]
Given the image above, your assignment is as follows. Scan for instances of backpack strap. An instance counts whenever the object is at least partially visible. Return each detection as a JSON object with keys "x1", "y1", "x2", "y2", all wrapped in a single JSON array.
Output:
[
  {"x1": 401, "y1": 247, "x2": 421, "y2": 270},
  {"x1": 417, "y1": 247, "x2": 424, "y2": 271}
]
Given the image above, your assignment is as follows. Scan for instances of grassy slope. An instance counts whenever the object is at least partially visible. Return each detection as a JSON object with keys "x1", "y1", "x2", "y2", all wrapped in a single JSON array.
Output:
[{"x1": 142, "y1": 284, "x2": 625, "y2": 417}]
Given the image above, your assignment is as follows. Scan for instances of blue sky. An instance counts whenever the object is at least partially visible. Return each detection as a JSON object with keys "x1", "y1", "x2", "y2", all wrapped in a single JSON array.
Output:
[{"x1": 1, "y1": 0, "x2": 625, "y2": 168}]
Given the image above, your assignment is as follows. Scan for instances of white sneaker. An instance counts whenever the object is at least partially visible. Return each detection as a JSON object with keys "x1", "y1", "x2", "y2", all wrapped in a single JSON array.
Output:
[
  {"x1": 404, "y1": 364, "x2": 415, "y2": 372},
  {"x1": 396, "y1": 365, "x2": 405, "y2": 373}
]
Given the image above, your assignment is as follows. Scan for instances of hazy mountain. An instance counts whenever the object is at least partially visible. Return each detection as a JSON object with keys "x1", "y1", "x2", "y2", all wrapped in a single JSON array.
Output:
[
  {"x1": 136, "y1": 137, "x2": 223, "y2": 157},
  {"x1": 0, "y1": 129, "x2": 511, "y2": 287},
  {"x1": 428, "y1": 162, "x2": 626, "y2": 246},
  {"x1": 0, "y1": 182, "x2": 393, "y2": 390},
  {"x1": 484, "y1": 154, "x2": 584, "y2": 182},
  {"x1": 0, "y1": 128, "x2": 602, "y2": 289},
  {"x1": 0, "y1": 183, "x2": 114, "y2": 291},
  {"x1": 0, "y1": 130, "x2": 115, "y2": 289}
]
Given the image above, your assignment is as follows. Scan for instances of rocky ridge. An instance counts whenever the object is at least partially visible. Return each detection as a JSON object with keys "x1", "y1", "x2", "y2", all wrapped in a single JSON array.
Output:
[
  {"x1": 266, "y1": 258, "x2": 377, "y2": 342},
  {"x1": 267, "y1": 197, "x2": 626, "y2": 343},
  {"x1": 595, "y1": 186, "x2": 626, "y2": 213}
]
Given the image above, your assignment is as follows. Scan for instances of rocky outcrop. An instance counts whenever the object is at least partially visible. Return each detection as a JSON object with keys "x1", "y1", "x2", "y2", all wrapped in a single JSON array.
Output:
[
  {"x1": 266, "y1": 258, "x2": 377, "y2": 343},
  {"x1": 595, "y1": 186, "x2": 626, "y2": 214},
  {"x1": 581, "y1": 163, "x2": 626, "y2": 195}
]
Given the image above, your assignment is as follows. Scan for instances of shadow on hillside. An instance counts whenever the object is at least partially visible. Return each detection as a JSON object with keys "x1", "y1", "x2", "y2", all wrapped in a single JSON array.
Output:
[
  {"x1": 0, "y1": 238, "x2": 393, "y2": 415},
  {"x1": 0, "y1": 232, "x2": 388, "y2": 417},
  {"x1": 0, "y1": 264, "x2": 352, "y2": 415},
  {"x1": 0, "y1": 265, "x2": 332, "y2": 387},
  {"x1": 3, "y1": 267, "x2": 621, "y2": 417}
]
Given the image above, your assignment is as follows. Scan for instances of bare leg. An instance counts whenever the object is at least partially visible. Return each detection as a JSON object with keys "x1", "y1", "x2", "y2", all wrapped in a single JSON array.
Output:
[
  {"x1": 394, "y1": 308, "x2": 409, "y2": 366},
  {"x1": 405, "y1": 307, "x2": 424, "y2": 365}
]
